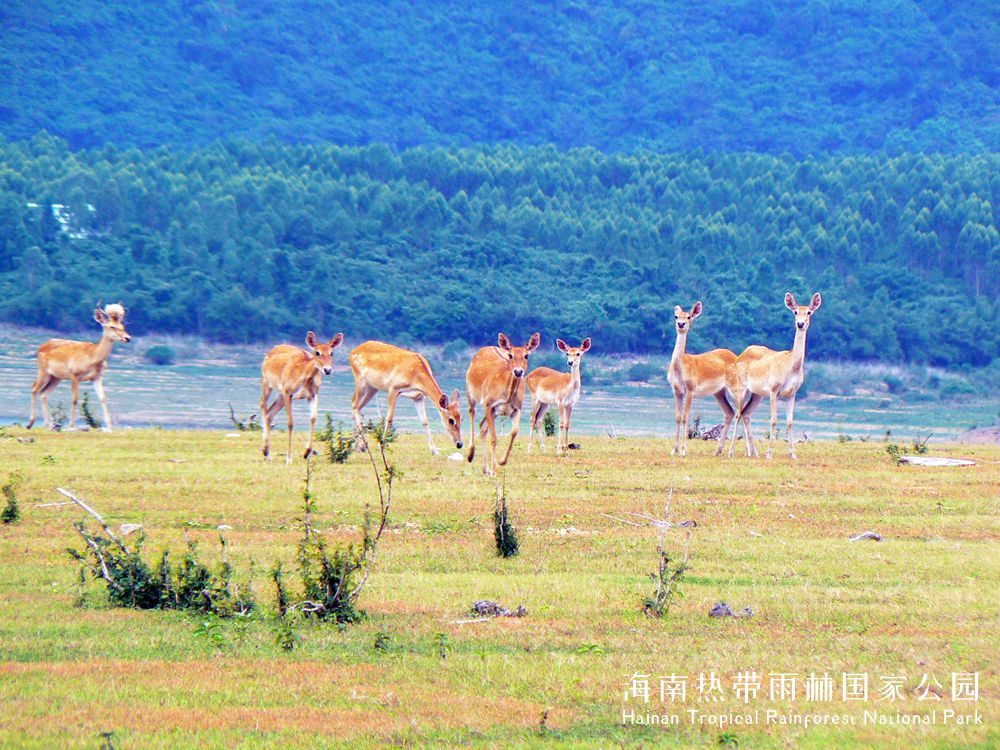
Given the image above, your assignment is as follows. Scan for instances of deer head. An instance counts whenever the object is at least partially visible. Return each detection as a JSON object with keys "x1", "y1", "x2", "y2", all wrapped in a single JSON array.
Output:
[
  {"x1": 784, "y1": 292, "x2": 822, "y2": 332},
  {"x1": 305, "y1": 331, "x2": 344, "y2": 375},
  {"x1": 437, "y1": 388, "x2": 464, "y2": 448},
  {"x1": 497, "y1": 332, "x2": 541, "y2": 379},
  {"x1": 673, "y1": 301, "x2": 702, "y2": 334},
  {"x1": 94, "y1": 302, "x2": 131, "y2": 342},
  {"x1": 556, "y1": 337, "x2": 592, "y2": 369}
]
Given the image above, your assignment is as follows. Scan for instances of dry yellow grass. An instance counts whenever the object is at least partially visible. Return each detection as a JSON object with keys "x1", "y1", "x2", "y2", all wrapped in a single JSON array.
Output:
[{"x1": 0, "y1": 428, "x2": 997, "y2": 748}]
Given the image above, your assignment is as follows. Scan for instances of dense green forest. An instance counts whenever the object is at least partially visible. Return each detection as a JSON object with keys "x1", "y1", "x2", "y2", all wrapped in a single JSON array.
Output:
[
  {"x1": 0, "y1": 136, "x2": 996, "y2": 366},
  {"x1": 0, "y1": 0, "x2": 996, "y2": 153}
]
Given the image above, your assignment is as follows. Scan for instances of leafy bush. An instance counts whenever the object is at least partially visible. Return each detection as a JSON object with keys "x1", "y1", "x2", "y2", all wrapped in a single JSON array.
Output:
[
  {"x1": 319, "y1": 415, "x2": 353, "y2": 463},
  {"x1": 542, "y1": 410, "x2": 558, "y2": 437},
  {"x1": 493, "y1": 482, "x2": 519, "y2": 558},
  {"x1": 627, "y1": 362, "x2": 660, "y2": 382},
  {"x1": 144, "y1": 345, "x2": 177, "y2": 366},
  {"x1": 1, "y1": 472, "x2": 21, "y2": 524}
]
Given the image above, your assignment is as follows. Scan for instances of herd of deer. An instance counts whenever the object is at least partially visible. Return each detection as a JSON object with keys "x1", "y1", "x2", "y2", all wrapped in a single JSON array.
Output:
[{"x1": 25, "y1": 292, "x2": 822, "y2": 474}]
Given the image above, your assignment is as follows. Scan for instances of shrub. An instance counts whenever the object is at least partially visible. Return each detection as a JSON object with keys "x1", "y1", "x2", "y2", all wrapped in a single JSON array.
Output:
[
  {"x1": 627, "y1": 362, "x2": 659, "y2": 382},
  {"x1": 319, "y1": 415, "x2": 353, "y2": 463},
  {"x1": 144, "y1": 345, "x2": 177, "y2": 366},
  {"x1": 1, "y1": 472, "x2": 21, "y2": 524},
  {"x1": 542, "y1": 410, "x2": 558, "y2": 437},
  {"x1": 80, "y1": 392, "x2": 101, "y2": 429},
  {"x1": 493, "y1": 481, "x2": 519, "y2": 558}
]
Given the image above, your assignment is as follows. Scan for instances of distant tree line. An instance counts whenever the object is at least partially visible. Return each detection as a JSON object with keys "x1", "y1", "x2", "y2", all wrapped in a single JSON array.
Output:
[{"x1": 0, "y1": 135, "x2": 996, "y2": 366}]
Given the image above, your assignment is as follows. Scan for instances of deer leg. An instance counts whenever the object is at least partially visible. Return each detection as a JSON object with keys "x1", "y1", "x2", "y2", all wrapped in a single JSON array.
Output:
[
  {"x1": 727, "y1": 387, "x2": 744, "y2": 458},
  {"x1": 786, "y1": 394, "x2": 797, "y2": 460},
  {"x1": 499, "y1": 407, "x2": 521, "y2": 468},
  {"x1": 385, "y1": 387, "x2": 400, "y2": 434},
  {"x1": 413, "y1": 396, "x2": 439, "y2": 455},
  {"x1": 351, "y1": 384, "x2": 376, "y2": 450},
  {"x1": 743, "y1": 392, "x2": 762, "y2": 458},
  {"x1": 713, "y1": 391, "x2": 735, "y2": 456},
  {"x1": 466, "y1": 401, "x2": 477, "y2": 464},
  {"x1": 92, "y1": 377, "x2": 112, "y2": 432},
  {"x1": 260, "y1": 382, "x2": 273, "y2": 460},
  {"x1": 483, "y1": 408, "x2": 498, "y2": 477},
  {"x1": 39, "y1": 378, "x2": 60, "y2": 429},
  {"x1": 527, "y1": 396, "x2": 537, "y2": 454},
  {"x1": 69, "y1": 377, "x2": 79, "y2": 430},
  {"x1": 681, "y1": 391, "x2": 695, "y2": 457},
  {"x1": 767, "y1": 390, "x2": 779, "y2": 460},
  {"x1": 303, "y1": 395, "x2": 319, "y2": 459},
  {"x1": 284, "y1": 390, "x2": 295, "y2": 465},
  {"x1": 27, "y1": 374, "x2": 52, "y2": 429},
  {"x1": 563, "y1": 405, "x2": 573, "y2": 453},
  {"x1": 671, "y1": 389, "x2": 684, "y2": 456},
  {"x1": 529, "y1": 398, "x2": 547, "y2": 454}
]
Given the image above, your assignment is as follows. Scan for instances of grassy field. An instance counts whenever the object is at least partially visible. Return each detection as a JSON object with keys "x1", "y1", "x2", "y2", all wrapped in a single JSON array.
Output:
[{"x1": 0, "y1": 428, "x2": 998, "y2": 749}]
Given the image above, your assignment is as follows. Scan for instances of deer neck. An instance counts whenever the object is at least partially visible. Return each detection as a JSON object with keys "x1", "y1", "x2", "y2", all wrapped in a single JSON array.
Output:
[
  {"x1": 93, "y1": 330, "x2": 116, "y2": 363},
  {"x1": 569, "y1": 360, "x2": 582, "y2": 391},
  {"x1": 670, "y1": 329, "x2": 688, "y2": 377},
  {"x1": 789, "y1": 326, "x2": 809, "y2": 373}
]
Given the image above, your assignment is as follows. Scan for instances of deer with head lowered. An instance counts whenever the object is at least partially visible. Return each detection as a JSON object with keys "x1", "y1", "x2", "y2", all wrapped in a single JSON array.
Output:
[
  {"x1": 349, "y1": 340, "x2": 463, "y2": 455},
  {"x1": 526, "y1": 337, "x2": 591, "y2": 455},
  {"x1": 27, "y1": 302, "x2": 131, "y2": 431},
  {"x1": 466, "y1": 332, "x2": 540, "y2": 477},
  {"x1": 260, "y1": 331, "x2": 344, "y2": 464},
  {"x1": 667, "y1": 301, "x2": 738, "y2": 457},
  {"x1": 727, "y1": 292, "x2": 822, "y2": 459}
]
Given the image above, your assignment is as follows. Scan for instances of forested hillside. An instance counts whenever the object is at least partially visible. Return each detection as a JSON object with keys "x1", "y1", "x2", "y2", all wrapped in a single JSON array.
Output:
[
  {"x1": 0, "y1": 0, "x2": 996, "y2": 153},
  {"x1": 0, "y1": 136, "x2": 996, "y2": 365}
]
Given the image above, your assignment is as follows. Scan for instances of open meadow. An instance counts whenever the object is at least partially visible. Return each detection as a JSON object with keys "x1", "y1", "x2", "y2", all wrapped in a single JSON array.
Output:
[{"x1": 0, "y1": 428, "x2": 997, "y2": 748}]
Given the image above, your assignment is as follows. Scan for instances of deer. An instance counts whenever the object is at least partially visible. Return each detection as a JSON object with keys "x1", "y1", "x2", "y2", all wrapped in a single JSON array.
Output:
[
  {"x1": 667, "y1": 301, "x2": 739, "y2": 457},
  {"x1": 349, "y1": 340, "x2": 463, "y2": 455},
  {"x1": 27, "y1": 302, "x2": 131, "y2": 432},
  {"x1": 466, "y1": 332, "x2": 540, "y2": 477},
  {"x1": 526, "y1": 337, "x2": 592, "y2": 455},
  {"x1": 260, "y1": 331, "x2": 344, "y2": 464},
  {"x1": 726, "y1": 292, "x2": 823, "y2": 460}
]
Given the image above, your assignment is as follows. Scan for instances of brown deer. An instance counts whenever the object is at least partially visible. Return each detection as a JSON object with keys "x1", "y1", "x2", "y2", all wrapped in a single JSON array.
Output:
[
  {"x1": 526, "y1": 337, "x2": 591, "y2": 454},
  {"x1": 260, "y1": 331, "x2": 344, "y2": 464},
  {"x1": 27, "y1": 302, "x2": 131, "y2": 431},
  {"x1": 727, "y1": 292, "x2": 823, "y2": 459},
  {"x1": 667, "y1": 302, "x2": 738, "y2": 457},
  {"x1": 349, "y1": 340, "x2": 463, "y2": 455},
  {"x1": 466, "y1": 332, "x2": 540, "y2": 477},
  {"x1": 718, "y1": 344, "x2": 775, "y2": 454}
]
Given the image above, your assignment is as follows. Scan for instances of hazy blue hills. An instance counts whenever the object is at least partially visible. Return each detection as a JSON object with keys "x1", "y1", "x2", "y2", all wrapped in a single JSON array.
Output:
[{"x1": 0, "y1": 0, "x2": 996, "y2": 153}]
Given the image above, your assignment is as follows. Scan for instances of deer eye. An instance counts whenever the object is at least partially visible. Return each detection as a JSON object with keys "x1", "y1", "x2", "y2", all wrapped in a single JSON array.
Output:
[{"x1": 449, "y1": 418, "x2": 456, "y2": 425}]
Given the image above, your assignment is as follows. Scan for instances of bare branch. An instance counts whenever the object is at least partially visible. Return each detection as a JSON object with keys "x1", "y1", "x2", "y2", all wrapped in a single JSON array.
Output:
[{"x1": 58, "y1": 487, "x2": 129, "y2": 554}]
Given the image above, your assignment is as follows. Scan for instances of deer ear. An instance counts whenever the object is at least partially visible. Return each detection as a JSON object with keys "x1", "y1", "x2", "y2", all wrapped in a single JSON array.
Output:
[
  {"x1": 556, "y1": 338, "x2": 569, "y2": 352},
  {"x1": 329, "y1": 332, "x2": 344, "y2": 349},
  {"x1": 691, "y1": 301, "x2": 703, "y2": 319},
  {"x1": 305, "y1": 331, "x2": 319, "y2": 348},
  {"x1": 497, "y1": 333, "x2": 512, "y2": 351},
  {"x1": 94, "y1": 306, "x2": 108, "y2": 324},
  {"x1": 673, "y1": 305, "x2": 684, "y2": 317},
  {"x1": 784, "y1": 293, "x2": 797, "y2": 311},
  {"x1": 527, "y1": 332, "x2": 541, "y2": 352},
  {"x1": 439, "y1": 393, "x2": 449, "y2": 408},
  {"x1": 581, "y1": 338, "x2": 592, "y2": 352},
  {"x1": 809, "y1": 292, "x2": 822, "y2": 311},
  {"x1": 451, "y1": 388, "x2": 460, "y2": 405}
]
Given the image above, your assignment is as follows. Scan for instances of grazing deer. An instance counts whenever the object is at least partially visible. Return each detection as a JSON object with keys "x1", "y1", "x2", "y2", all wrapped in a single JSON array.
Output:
[
  {"x1": 349, "y1": 340, "x2": 463, "y2": 455},
  {"x1": 727, "y1": 292, "x2": 822, "y2": 459},
  {"x1": 526, "y1": 337, "x2": 591, "y2": 455},
  {"x1": 27, "y1": 302, "x2": 131, "y2": 431},
  {"x1": 466, "y1": 332, "x2": 540, "y2": 477},
  {"x1": 667, "y1": 302, "x2": 738, "y2": 457},
  {"x1": 260, "y1": 331, "x2": 344, "y2": 464}
]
